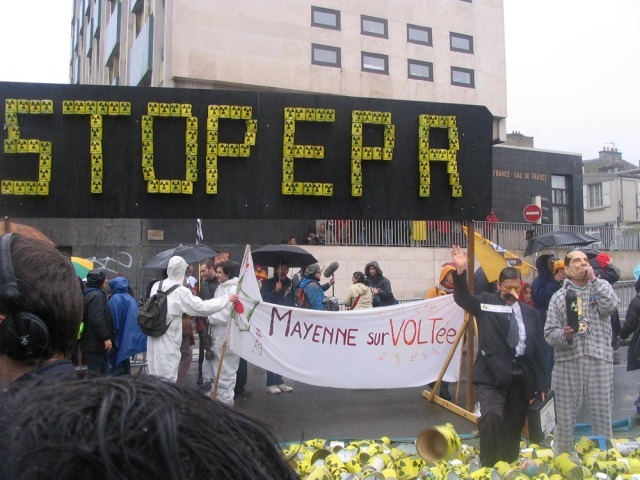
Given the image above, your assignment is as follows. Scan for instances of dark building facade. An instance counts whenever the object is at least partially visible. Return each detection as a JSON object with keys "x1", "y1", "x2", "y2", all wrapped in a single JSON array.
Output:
[{"x1": 492, "y1": 144, "x2": 583, "y2": 225}]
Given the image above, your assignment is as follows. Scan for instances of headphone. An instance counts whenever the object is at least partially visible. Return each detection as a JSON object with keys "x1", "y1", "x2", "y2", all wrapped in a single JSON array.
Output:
[{"x1": 0, "y1": 233, "x2": 50, "y2": 361}]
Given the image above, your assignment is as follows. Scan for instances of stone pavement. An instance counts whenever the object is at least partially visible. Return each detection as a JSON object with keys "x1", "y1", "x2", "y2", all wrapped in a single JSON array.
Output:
[{"x1": 180, "y1": 345, "x2": 640, "y2": 445}]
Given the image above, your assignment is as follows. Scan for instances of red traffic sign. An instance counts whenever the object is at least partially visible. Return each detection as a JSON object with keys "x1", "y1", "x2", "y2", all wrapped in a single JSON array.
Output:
[{"x1": 523, "y1": 204, "x2": 542, "y2": 223}]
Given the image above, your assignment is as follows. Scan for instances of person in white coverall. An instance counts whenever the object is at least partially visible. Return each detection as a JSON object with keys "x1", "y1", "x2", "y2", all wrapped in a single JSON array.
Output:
[
  {"x1": 147, "y1": 256, "x2": 237, "y2": 383},
  {"x1": 201, "y1": 261, "x2": 240, "y2": 406}
]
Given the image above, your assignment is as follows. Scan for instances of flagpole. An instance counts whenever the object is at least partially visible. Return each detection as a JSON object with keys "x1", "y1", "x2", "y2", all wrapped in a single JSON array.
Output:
[
  {"x1": 466, "y1": 220, "x2": 476, "y2": 413},
  {"x1": 212, "y1": 245, "x2": 253, "y2": 400},
  {"x1": 196, "y1": 218, "x2": 203, "y2": 244}
]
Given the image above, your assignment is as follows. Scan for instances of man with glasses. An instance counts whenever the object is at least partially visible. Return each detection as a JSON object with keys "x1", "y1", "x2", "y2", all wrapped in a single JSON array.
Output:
[{"x1": 451, "y1": 245, "x2": 547, "y2": 467}]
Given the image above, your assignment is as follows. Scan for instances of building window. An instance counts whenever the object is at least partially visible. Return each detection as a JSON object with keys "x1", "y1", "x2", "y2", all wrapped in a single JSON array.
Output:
[
  {"x1": 361, "y1": 52, "x2": 388, "y2": 74},
  {"x1": 451, "y1": 67, "x2": 474, "y2": 87},
  {"x1": 311, "y1": 6, "x2": 340, "y2": 30},
  {"x1": 134, "y1": 9, "x2": 144, "y2": 36},
  {"x1": 551, "y1": 175, "x2": 572, "y2": 224},
  {"x1": 407, "y1": 24, "x2": 432, "y2": 46},
  {"x1": 408, "y1": 60, "x2": 433, "y2": 81},
  {"x1": 450, "y1": 33, "x2": 474, "y2": 53},
  {"x1": 586, "y1": 181, "x2": 611, "y2": 209},
  {"x1": 311, "y1": 44, "x2": 341, "y2": 67},
  {"x1": 361, "y1": 15, "x2": 387, "y2": 38}
]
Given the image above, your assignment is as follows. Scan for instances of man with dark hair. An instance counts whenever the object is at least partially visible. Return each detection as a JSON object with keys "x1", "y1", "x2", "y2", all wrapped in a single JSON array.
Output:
[
  {"x1": 0, "y1": 375, "x2": 299, "y2": 480},
  {"x1": 0, "y1": 234, "x2": 84, "y2": 388},
  {"x1": 531, "y1": 254, "x2": 566, "y2": 389},
  {"x1": 365, "y1": 261, "x2": 397, "y2": 307},
  {"x1": 451, "y1": 245, "x2": 546, "y2": 467},
  {"x1": 196, "y1": 258, "x2": 218, "y2": 385},
  {"x1": 260, "y1": 262, "x2": 294, "y2": 394},
  {"x1": 201, "y1": 261, "x2": 240, "y2": 405},
  {"x1": 79, "y1": 269, "x2": 114, "y2": 379},
  {"x1": 545, "y1": 250, "x2": 619, "y2": 455}
]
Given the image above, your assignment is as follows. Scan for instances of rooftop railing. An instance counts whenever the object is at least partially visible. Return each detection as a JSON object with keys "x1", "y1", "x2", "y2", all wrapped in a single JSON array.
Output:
[{"x1": 316, "y1": 220, "x2": 640, "y2": 252}]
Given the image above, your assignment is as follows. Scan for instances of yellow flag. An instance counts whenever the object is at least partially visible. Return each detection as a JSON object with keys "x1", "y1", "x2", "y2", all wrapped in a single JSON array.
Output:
[{"x1": 462, "y1": 226, "x2": 533, "y2": 282}]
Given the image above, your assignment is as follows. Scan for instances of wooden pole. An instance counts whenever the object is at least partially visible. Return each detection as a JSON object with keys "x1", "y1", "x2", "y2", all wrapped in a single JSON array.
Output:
[
  {"x1": 421, "y1": 221, "x2": 478, "y2": 424},
  {"x1": 423, "y1": 313, "x2": 469, "y2": 402},
  {"x1": 466, "y1": 221, "x2": 476, "y2": 412}
]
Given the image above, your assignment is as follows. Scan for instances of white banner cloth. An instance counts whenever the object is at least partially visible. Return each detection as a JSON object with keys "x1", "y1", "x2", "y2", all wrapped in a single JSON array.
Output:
[{"x1": 229, "y1": 246, "x2": 466, "y2": 389}]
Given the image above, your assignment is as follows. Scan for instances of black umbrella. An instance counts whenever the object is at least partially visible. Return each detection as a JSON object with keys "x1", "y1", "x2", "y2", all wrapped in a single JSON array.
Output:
[
  {"x1": 579, "y1": 248, "x2": 601, "y2": 260},
  {"x1": 524, "y1": 231, "x2": 599, "y2": 257},
  {"x1": 144, "y1": 243, "x2": 219, "y2": 269},
  {"x1": 251, "y1": 244, "x2": 317, "y2": 268}
]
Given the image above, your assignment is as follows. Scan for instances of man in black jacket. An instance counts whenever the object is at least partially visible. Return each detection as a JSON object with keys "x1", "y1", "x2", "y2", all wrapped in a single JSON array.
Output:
[
  {"x1": 451, "y1": 246, "x2": 546, "y2": 467},
  {"x1": 197, "y1": 259, "x2": 219, "y2": 385},
  {"x1": 79, "y1": 270, "x2": 113, "y2": 378},
  {"x1": 364, "y1": 261, "x2": 397, "y2": 307},
  {"x1": 260, "y1": 262, "x2": 294, "y2": 394}
]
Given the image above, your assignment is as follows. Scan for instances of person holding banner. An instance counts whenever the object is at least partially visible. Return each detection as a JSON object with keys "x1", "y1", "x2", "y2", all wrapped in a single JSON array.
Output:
[
  {"x1": 201, "y1": 261, "x2": 240, "y2": 406},
  {"x1": 451, "y1": 246, "x2": 546, "y2": 467}
]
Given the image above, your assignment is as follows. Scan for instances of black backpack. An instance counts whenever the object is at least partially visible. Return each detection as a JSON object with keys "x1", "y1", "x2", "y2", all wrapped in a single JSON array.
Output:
[{"x1": 137, "y1": 281, "x2": 179, "y2": 337}]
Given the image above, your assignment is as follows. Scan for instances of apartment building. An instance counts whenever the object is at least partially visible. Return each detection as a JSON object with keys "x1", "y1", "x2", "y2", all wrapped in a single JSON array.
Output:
[
  {"x1": 583, "y1": 148, "x2": 640, "y2": 228},
  {"x1": 70, "y1": 0, "x2": 507, "y2": 142}
]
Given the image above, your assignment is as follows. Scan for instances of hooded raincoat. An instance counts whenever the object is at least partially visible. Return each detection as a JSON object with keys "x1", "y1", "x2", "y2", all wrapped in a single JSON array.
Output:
[
  {"x1": 426, "y1": 265, "x2": 455, "y2": 298},
  {"x1": 108, "y1": 276, "x2": 146, "y2": 367},
  {"x1": 147, "y1": 256, "x2": 232, "y2": 383}
]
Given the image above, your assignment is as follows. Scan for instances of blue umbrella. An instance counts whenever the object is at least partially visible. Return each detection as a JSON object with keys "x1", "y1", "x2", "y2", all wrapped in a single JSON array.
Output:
[{"x1": 633, "y1": 262, "x2": 640, "y2": 280}]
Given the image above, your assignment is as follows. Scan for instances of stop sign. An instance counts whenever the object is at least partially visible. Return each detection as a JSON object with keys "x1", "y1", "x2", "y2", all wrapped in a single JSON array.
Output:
[{"x1": 523, "y1": 204, "x2": 542, "y2": 223}]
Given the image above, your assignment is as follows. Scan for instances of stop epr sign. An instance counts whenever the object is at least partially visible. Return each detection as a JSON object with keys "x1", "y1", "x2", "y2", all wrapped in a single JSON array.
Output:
[{"x1": 523, "y1": 204, "x2": 542, "y2": 223}]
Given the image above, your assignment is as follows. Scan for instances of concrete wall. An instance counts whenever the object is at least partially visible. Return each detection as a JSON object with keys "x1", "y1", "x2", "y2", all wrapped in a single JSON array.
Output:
[{"x1": 11, "y1": 217, "x2": 640, "y2": 301}]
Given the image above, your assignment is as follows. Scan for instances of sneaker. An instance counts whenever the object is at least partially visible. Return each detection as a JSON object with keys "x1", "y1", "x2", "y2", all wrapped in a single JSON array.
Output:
[
  {"x1": 198, "y1": 380, "x2": 213, "y2": 392},
  {"x1": 277, "y1": 383, "x2": 293, "y2": 393},
  {"x1": 267, "y1": 385, "x2": 281, "y2": 395}
]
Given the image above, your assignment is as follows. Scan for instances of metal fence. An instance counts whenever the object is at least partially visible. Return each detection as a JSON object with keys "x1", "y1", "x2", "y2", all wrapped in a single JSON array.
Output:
[
  {"x1": 614, "y1": 280, "x2": 636, "y2": 312},
  {"x1": 72, "y1": 221, "x2": 639, "y2": 304},
  {"x1": 318, "y1": 220, "x2": 640, "y2": 252}
]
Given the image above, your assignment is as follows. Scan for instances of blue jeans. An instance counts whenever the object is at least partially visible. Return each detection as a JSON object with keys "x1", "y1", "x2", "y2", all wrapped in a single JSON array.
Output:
[{"x1": 86, "y1": 352, "x2": 110, "y2": 379}]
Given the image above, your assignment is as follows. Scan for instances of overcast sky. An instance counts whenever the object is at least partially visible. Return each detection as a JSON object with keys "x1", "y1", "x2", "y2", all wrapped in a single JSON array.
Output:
[{"x1": 0, "y1": 0, "x2": 638, "y2": 163}]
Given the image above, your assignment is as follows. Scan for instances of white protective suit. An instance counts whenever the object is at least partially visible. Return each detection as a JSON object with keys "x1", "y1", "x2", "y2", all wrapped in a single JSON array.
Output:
[
  {"x1": 202, "y1": 276, "x2": 239, "y2": 406},
  {"x1": 147, "y1": 256, "x2": 232, "y2": 383}
]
